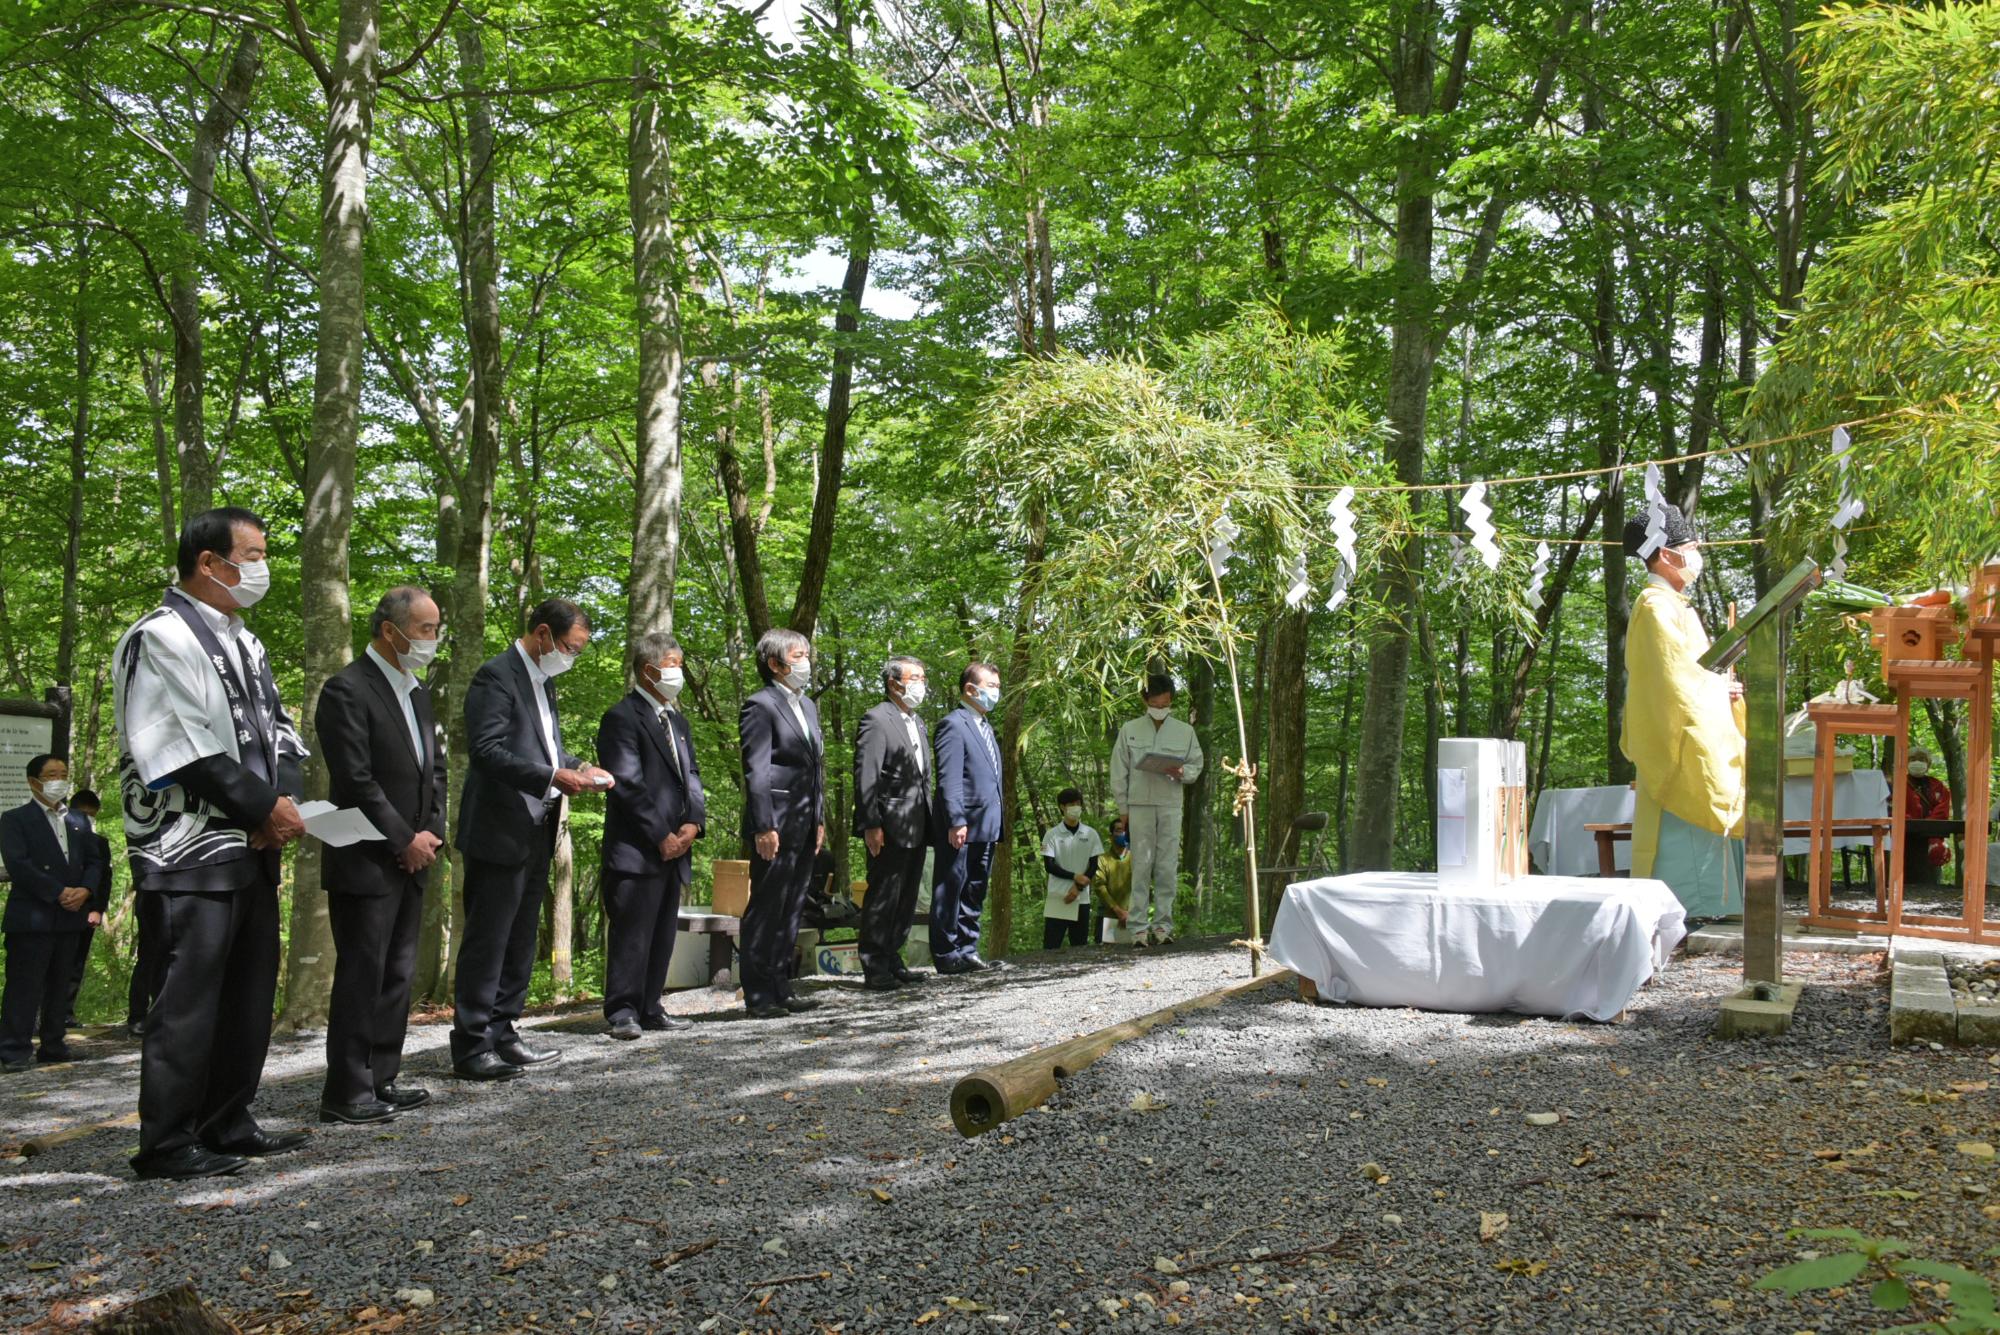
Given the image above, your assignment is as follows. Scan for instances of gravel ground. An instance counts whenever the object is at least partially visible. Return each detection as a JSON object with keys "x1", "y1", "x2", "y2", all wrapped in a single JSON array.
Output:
[{"x1": 3, "y1": 940, "x2": 1998, "y2": 1333}]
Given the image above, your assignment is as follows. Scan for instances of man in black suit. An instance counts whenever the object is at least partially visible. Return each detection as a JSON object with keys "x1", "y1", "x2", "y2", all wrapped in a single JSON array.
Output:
[
  {"x1": 312, "y1": 587, "x2": 449, "y2": 1123},
  {"x1": 737, "y1": 627, "x2": 826, "y2": 1020},
  {"x1": 596, "y1": 631, "x2": 705, "y2": 1040},
  {"x1": 1, "y1": 755, "x2": 104, "y2": 1071},
  {"x1": 451, "y1": 597, "x2": 613, "y2": 1079},
  {"x1": 59, "y1": 788, "x2": 113, "y2": 1029},
  {"x1": 112, "y1": 507, "x2": 311, "y2": 1180},
  {"x1": 931, "y1": 662, "x2": 1005, "y2": 973},
  {"x1": 853, "y1": 656, "x2": 933, "y2": 991}
]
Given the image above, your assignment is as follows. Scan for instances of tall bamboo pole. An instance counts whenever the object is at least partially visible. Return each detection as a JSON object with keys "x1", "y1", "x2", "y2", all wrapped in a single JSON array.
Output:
[{"x1": 1209, "y1": 558, "x2": 1264, "y2": 976}]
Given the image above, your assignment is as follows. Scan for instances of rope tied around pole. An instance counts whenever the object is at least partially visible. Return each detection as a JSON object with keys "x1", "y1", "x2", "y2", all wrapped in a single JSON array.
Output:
[{"x1": 1224, "y1": 756, "x2": 1258, "y2": 817}]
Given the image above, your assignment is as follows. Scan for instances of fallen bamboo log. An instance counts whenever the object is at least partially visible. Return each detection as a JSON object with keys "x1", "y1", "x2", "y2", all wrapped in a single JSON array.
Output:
[{"x1": 949, "y1": 969, "x2": 1296, "y2": 1137}]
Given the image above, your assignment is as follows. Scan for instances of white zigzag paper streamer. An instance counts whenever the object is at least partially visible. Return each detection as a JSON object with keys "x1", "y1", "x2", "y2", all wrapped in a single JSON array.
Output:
[
  {"x1": 1282, "y1": 550, "x2": 1311, "y2": 608},
  {"x1": 1830, "y1": 531, "x2": 1849, "y2": 582},
  {"x1": 1639, "y1": 463, "x2": 1668, "y2": 561},
  {"x1": 1460, "y1": 480, "x2": 1501, "y2": 571},
  {"x1": 1327, "y1": 486, "x2": 1358, "y2": 575},
  {"x1": 1524, "y1": 540, "x2": 1552, "y2": 611},
  {"x1": 1207, "y1": 508, "x2": 1241, "y2": 576},
  {"x1": 1831, "y1": 424, "x2": 1865, "y2": 530},
  {"x1": 1324, "y1": 562, "x2": 1351, "y2": 612}
]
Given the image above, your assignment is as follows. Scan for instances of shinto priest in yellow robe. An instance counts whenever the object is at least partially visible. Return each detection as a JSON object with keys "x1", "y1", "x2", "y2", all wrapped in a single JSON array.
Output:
[{"x1": 1618, "y1": 506, "x2": 1746, "y2": 917}]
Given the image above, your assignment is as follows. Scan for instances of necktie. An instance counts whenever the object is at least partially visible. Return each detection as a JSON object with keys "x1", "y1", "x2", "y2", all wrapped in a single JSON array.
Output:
[
  {"x1": 659, "y1": 707, "x2": 684, "y2": 777},
  {"x1": 978, "y1": 716, "x2": 1000, "y2": 774}
]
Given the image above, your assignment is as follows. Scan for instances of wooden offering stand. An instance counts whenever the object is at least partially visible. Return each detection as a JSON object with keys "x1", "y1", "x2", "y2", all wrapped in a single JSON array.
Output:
[{"x1": 1803, "y1": 571, "x2": 1995, "y2": 943}]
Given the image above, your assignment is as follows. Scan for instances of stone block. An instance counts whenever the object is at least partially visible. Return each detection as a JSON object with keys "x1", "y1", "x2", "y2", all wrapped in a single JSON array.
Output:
[
  {"x1": 1716, "y1": 982, "x2": 1804, "y2": 1039},
  {"x1": 1891, "y1": 957, "x2": 1958, "y2": 1045},
  {"x1": 1957, "y1": 999, "x2": 2000, "y2": 1047}
]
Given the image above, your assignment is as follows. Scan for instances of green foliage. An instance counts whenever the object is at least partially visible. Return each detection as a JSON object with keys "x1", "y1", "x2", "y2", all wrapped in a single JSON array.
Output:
[{"x1": 1757, "y1": 1228, "x2": 2000, "y2": 1333}]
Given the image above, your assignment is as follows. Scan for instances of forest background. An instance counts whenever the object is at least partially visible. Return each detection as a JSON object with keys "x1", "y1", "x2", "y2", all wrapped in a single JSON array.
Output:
[{"x1": 1, "y1": 0, "x2": 1995, "y2": 1025}]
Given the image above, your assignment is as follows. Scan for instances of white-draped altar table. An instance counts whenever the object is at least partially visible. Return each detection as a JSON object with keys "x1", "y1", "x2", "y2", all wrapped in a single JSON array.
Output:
[{"x1": 1267, "y1": 872, "x2": 1687, "y2": 1022}]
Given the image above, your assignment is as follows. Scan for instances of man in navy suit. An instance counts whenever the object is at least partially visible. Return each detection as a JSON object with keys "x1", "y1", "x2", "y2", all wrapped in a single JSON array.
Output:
[
  {"x1": 930, "y1": 662, "x2": 1004, "y2": 973},
  {"x1": 451, "y1": 598, "x2": 614, "y2": 1079},
  {"x1": 853, "y1": 656, "x2": 933, "y2": 990},
  {"x1": 737, "y1": 627, "x2": 825, "y2": 1019},
  {"x1": 1, "y1": 754, "x2": 105, "y2": 1071},
  {"x1": 597, "y1": 631, "x2": 705, "y2": 1039}
]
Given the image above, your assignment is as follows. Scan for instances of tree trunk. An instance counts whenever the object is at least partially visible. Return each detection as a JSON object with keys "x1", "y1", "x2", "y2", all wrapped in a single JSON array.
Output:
[
  {"x1": 420, "y1": 20, "x2": 507, "y2": 1003},
  {"x1": 990, "y1": 506, "x2": 1048, "y2": 957},
  {"x1": 283, "y1": 0, "x2": 378, "y2": 1029},
  {"x1": 172, "y1": 30, "x2": 262, "y2": 518},
  {"x1": 58, "y1": 235, "x2": 89, "y2": 689},
  {"x1": 1261, "y1": 606, "x2": 1307, "y2": 867},
  {"x1": 788, "y1": 219, "x2": 872, "y2": 638},
  {"x1": 550, "y1": 801, "x2": 574, "y2": 997},
  {"x1": 140, "y1": 353, "x2": 177, "y2": 547},
  {"x1": 627, "y1": 47, "x2": 686, "y2": 645}
]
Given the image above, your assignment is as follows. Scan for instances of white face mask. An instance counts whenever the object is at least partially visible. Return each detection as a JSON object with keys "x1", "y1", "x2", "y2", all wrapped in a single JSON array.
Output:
[
  {"x1": 539, "y1": 646, "x2": 576, "y2": 679},
  {"x1": 390, "y1": 623, "x2": 439, "y2": 671},
  {"x1": 1062, "y1": 804, "x2": 1082, "y2": 822},
  {"x1": 211, "y1": 555, "x2": 271, "y2": 608},
  {"x1": 1146, "y1": 705, "x2": 1171, "y2": 722},
  {"x1": 1909, "y1": 760, "x2": 1931, "y2": 778},
  {"x1": 783, "y1": 659, "x2": 811, "y2": 693},
  {"x1": 971, "y1": 684, "x2": 1000, "y2": 713},
  {"x1": 650, "y1": 664, "x2": 685, "y2": 703},
  {"x1": 1669, "y1": 545, "x2": 1703, "y2": 587},
  {"x1": 898, "y1": 678, "x2": 928, "y2": 709},
  {"x1": 37, "y1": 778, "x2": 71, "y2": 805}
]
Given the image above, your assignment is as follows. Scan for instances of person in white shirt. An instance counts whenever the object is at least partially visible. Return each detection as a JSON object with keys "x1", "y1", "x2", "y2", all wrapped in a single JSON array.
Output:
[
  {"x1": 1110, "y1": 674, "x2": 1204, "y2": 946},
  {"x1": 1040, "y1": 788, "x2": 1103, "y2": 950}
]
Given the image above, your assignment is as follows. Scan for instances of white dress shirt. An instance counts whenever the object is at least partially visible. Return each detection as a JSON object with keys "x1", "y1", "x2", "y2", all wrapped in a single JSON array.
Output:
[
  {"x1": 366, "y1": 645, "x2": 426, "y2": 760},
  {"x1": 514, "y1": 641, "x2": 561, "y2": 797},
  {"x1": 901, "y1": 709, "x2": 926, "y2": 773},
  {"x1": 38, "y1": 798, "x2": 69, "y2": 857}
]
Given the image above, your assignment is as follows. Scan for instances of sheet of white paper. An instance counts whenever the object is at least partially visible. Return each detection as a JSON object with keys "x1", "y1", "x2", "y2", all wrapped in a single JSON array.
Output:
[
  {"x1": 299, "y1": 802, "x2": 386, "y2": 847},
  {"x1": 1437, "y1": 768, "x2": 1468, "y2": 868}
]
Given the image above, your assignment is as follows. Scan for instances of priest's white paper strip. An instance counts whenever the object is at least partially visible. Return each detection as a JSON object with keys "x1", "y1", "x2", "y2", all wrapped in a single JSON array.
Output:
[
  {"x1": 1639, "y1": 463, "x2": 1667, "y2": 561},
  {"x1": 1324, "y1": 562, "x2": 1351, "y2": 612},
  {"x1": 1327, "y1": 486, "x2": 1358, "y2": 575},
  {"x1": 1207, "y1": 508, "x2": 1241, "y2": 576}
]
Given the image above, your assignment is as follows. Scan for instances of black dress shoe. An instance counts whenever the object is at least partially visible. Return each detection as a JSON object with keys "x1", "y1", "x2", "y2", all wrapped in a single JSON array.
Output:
[
  {"x1": 640, "y1": 1015, "x2": 692, "y2": 1031},
  {"x1": 210, "y1": 1128, "x2": 309, "y2": 1157},
  {"x1": 1, "y1": 1060, "x2": 32, "y2": 1075},
  {"x1": 782, "y1": 996, "x2": 821, "y2": 1014},
  {"x1": 863, "y1": 975, "x2": 903, "y2": 992},
  {"x1": 376, "y1": 1084, "x2": 431, "y2": 1110},
  {"x1": 133, "y1": 1144, "x2": 248, "y2": 1181},
  {"x1": 746, "y1": 1003, "x2": 788, "y2": 1020},
  {"x1": 125, "y1": 1019, "x2": 146, "y2": 1039},
  {"x1": 496, "y1": 1039, "x2": 560, "y2": 1066},
  {"x1": 36, "y1": 1049, "x2": 73, "y2": 1064},
  {"x1": 934, "y1": 959, "x2": 978, "y2": 976},
  {"x1": 320, "y1": 1099, "x2": 397, "y2": 1125},
  {"x1": 894, "y1": 967, "x2": 924, "y2": 983},
  {"x1": 608, "y1": 1016, "x2": 643, "y2": 1041},
  {"x1": 453, "y1": 1052, "x2": 525, "y2": 1081}
]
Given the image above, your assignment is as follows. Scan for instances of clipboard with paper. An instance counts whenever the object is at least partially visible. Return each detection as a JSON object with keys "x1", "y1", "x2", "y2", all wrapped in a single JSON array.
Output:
[{"x1": 1134, "y1": 751, "x2": 1188, "y2": 775}]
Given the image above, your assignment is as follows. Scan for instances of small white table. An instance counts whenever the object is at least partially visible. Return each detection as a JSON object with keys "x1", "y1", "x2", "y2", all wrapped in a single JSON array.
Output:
[
  {"x1": 1528, "y1": 771, "x2": 1892, "y2": 876},
  {"x1": 1267, "y1": 872, "x2": 1686, "y2": 1022}
]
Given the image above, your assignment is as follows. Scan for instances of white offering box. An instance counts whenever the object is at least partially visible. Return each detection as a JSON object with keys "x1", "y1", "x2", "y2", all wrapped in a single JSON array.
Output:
[{"x1": 1437, "y1": 738, "x2": 1529, "y2": 889}]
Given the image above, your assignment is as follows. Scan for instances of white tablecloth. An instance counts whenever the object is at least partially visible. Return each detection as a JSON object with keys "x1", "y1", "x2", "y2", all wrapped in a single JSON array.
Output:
[
  {"x1": 1268, "y1": 872, "x2": 1687, "y2": 1022},
  {"x1": 1528, "y1": 771, "x2": 1892, "y2": 876}
]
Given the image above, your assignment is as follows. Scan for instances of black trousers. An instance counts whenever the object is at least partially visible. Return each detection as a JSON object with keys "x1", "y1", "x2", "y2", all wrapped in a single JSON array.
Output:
[
  {"x1": 127, "y1": 875, "x2": 166, "y2": 1027},
  {"x1": 859, "y1": 843, "x2": 926, "y2": 979},
  {"x1": 1042, "y1": 911, "x2": 1088, "y2": 950},
  {"x1": 602, "y1": 869, "x2": 683, "y2": 1023},
  {"x1": 452, "y1": 832, "x2": 553, "y2": 1062},
  {"x1": 742, "y1": 821, "x2": 817, "y2": 1009},
  {"x1": 0, "y1": 930, "x2": 81, "y2": 1063},
  {"x1": 929, "y1": 840, "x2": 995, "y2": 966},
  {"x1": 61, "y1": 924, "x2": 92, "y2": 1024},
  {"x1": 323, "y1": 883, "x2": 423, "y2": 1106},
  {"x1": 136, "y1": 880, "x2": 280, "y2": 1161}
]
